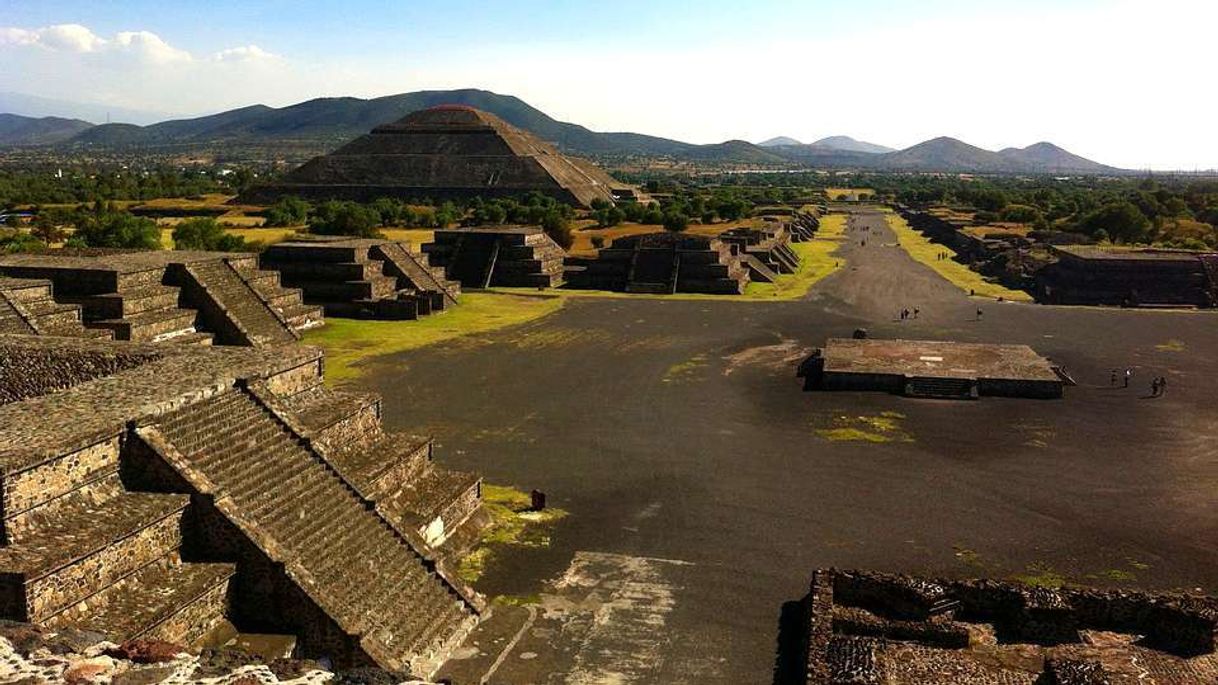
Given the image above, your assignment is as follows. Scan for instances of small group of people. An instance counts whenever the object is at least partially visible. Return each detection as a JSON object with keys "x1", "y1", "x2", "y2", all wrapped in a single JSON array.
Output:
[
  {"x1": 935, "y1": 251, "x2": 952, "y2": 261},
  {"x1": 1150, "y1": 375, "x2": 1169, "y2": 397},
  {"x1": 1109, "y1": 368, "x2": 1170, "y2": 396},
  {"x1": 898, "y1": 307, "x2": 920, "y2": 320}
]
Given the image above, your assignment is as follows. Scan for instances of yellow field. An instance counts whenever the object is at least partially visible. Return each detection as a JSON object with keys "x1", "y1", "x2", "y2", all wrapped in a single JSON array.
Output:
[
  {"x1": 301, "y1": 291, "x2": 566, "y2": 382},
  {"x1": 825, "y1": 188, "x2": 874, "y2": 201},
  {"x1": 159, "y1": 226, "x2": 303, "y2": 249},
  {"x1": 884, "y1": 213, "x2": 1033, "y2": 301}
]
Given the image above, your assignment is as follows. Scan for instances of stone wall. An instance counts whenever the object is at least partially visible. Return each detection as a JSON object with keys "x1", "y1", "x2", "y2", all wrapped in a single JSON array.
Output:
[{"x1": 0, "y1": 345, "x2": 158, "y2": 406}]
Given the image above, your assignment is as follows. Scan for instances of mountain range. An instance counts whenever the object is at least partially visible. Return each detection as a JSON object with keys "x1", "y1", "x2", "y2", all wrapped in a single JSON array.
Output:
[{"x1": 0, "y1": 88, "x2": 1119, "y2": 173}]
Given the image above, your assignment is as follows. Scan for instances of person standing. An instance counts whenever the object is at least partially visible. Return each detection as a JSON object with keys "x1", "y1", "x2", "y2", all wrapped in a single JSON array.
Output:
[
  {"x1": 1124, "y1": 368, "x2": 1132, "y2": 388},
  {"x1": 1111, "y1": 370, "x2": 1118, "y2": 387},
  {"x1": 1151, "y1": 377, "x2": 1161, "y2": 397},
  {"x1": 1159, "y1": 376, "x2": 1167, "y2": 396}
]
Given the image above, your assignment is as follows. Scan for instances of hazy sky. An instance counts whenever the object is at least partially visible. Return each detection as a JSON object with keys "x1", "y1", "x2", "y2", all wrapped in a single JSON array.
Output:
[{"x1": 1, "y1": 0, "x2": 1214, "y2": 169}]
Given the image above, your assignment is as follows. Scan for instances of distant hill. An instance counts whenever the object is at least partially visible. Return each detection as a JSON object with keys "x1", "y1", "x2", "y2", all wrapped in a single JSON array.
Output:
[
  {"x1": 58, "y1": 89, "x2": 782, "y2": 165},
  {"x1": 0, "y1": 88, "x2": 1121, "y2": 173},
  {"x1": 758, "y1": 136, "x2": 803, "y2": 147},
  {"x1": 877, "y1": 137, "x2": 1116, "y2": 174},
  {"x1": 0, "y1": 113, "x2": 95, "y2": 146},
  {"x1": 0, "y1": 91, "x2": 172, "y2": 126},
  {"x1": 807, "y1": 135, "x2": 894, "y2": 154},
  {"x1": 997, "y1": 142, "x2": 1112, "y2": 174}
]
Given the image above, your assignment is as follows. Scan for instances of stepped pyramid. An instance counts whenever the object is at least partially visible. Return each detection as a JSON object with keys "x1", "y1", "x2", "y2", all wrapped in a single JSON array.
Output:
[
  {"x1": 0, "y1": 335, "x2": 486, "y2": 676},
  {"x1": 241, "y1": 105, "x2": 635, "y2": 208},
  {"x1": 0, "y1": 251, "x2": 323, "y2": 347}
]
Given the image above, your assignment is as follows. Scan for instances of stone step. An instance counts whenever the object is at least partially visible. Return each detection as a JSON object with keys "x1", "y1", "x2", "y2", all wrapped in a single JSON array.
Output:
[
  {"x1": 73, "y1": 284, "x2": 180, "y2": 320},
  {"x1": 0, "y1": 491, "x2": 189, "y2": 623},
  {"x1": 47, "y1": 558, "x2": 235, "y2": 646},
  {"x1": 89, "y1": 307, "x2": 198, "y2": 342}
]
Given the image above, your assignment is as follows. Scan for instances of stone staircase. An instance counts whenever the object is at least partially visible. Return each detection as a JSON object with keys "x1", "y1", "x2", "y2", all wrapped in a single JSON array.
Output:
[
  {"x1": 226, "y1": 258, "x2": 324, "y2": 333},
  {"x1": 0, "y1": 463, "x2": 233, "y2": 647},
  {"x1": 173, "y1": 259, "x2": 300, "y2": 347},
  {"x1": 904, "y1": 376, "x2": 979, "y2": 400},
  {"x1": 371, "y1": 241, "x2": 461, "y2": 309},
  {"x1": 0, "y1": 278, "x2": 113, "y2": 340},
  {"x1": 143, "y1": 387, "x2": 480, "y2": 674},
  {"x1": 274, "y1": 383, "x2": 482, "y2": 549}
]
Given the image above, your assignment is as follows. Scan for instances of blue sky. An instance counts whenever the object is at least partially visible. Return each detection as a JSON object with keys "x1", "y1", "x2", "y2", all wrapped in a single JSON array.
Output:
[{"x1": 2, "y1": 0, "x2": 1214, "y2": 169}]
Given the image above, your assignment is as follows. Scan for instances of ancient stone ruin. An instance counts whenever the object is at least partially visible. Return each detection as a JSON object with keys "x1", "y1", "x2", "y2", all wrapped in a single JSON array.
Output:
[
  {"x1": 1037, "y1": 245, "x2": 1218, "y2": 308},
  {"x1": 567, "y1": 231, "x2": 751, "y2": 294},
  {"x1": 260, "y1": 237, "x2": 461, "y2": 319},
  {"x1": 801, "y1": 568, "x2": 1218, "y2": 684},
  {"x1": 239, "y1": 105, "x2": 639, "y2": 208},
  {"x1": 718, "y1": 222, "x2": 801, "y2": 283},
  {"x1": 0, "y1": 334, "x2": 486, "y2": 678},
  {"x1": 422, "y1": 226, "x2": 565, "y2": 288},
  {"x1": 0, "y1": 251, "x2": 322, "y2": 346},
  {"x1": 799, "y1": 338, "x2": 1065, "y2": 399}
]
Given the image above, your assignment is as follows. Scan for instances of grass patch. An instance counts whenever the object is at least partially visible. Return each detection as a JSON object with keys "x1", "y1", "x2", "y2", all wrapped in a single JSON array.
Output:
[
  {"x1": 1013, "y1": 563, "x2": 1068, "y2": 588},
  {"x1": 1156, "y1": 339, "x2": 1186, "y2": 352},
  {"x1": 885, "y1": 213, "x2": 1033, "y2": 302},
  {"x1": 302, "y1": 292, "x2": 565, "y2": 382},
  {"x1": 817, "y1": 412, "x2": 913, "y2": 443},
  {"x1": 663, "y1": 353, "x2": 709, "y2": 383},
  {"x1": 825, "y1": 188, "x2": 874, "y2": 201},
  {"x1": 458, "y1": 484, "x2": 568, "y2": 583}
]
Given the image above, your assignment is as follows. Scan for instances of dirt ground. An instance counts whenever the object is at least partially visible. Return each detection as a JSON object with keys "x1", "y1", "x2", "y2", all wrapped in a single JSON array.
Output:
[{"x1": 347, "y1": 209, "x2": 1218, "y2": 683}]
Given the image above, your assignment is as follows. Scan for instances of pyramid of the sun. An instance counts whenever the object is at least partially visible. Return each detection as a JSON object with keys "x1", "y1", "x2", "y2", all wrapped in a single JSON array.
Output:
[{"x1": 241, "y1": 105, "x2": 631, "y2": 208}]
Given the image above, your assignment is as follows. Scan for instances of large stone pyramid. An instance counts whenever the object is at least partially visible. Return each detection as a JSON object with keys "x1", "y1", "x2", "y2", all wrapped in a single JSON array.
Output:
[{"x1": 242, "y1": 105, "x2": 630, "y2": 208}]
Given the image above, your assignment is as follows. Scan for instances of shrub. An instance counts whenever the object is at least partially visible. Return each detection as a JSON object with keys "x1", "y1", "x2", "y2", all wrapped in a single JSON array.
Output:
[
  {"x1": 662, "y1": 212, "x2": 689, "y2": 232},
  {"x1": 308, "y1": 201, "x2": 382, "y2": 237},
  {"x1": 74, "y1": 210, "x2": 161, "y2": 249},
  {"x1": 264, "y1": 196, "x2": 310, "y2": 227},
  {"x1": 172, "y1": 217, "x2": 247, "y2": 251}
]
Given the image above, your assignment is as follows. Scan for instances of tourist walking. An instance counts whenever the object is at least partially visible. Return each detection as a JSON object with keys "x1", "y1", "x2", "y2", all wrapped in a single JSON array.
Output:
[
  {"x1": 1124, "y1": 368, "x2": 1132, "y2": 388},
  {"x1": 976, "y1": 307, "x2": 983, "y2": 321},
  {"x1": 913, "y1": 307, "x2": 920, "y2": 319},
  {"x1": 1151, "y1": 377, "x2": 1161, "y2": 397},
  {"x1": 1158, "y1": 376, "x2": 1167, "y2": 396}
]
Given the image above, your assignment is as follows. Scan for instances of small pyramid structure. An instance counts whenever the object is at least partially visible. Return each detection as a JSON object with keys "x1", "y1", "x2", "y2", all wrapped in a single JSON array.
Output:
[{"x1": 241, "y1": 105, "x2": 632, "y2": 208}]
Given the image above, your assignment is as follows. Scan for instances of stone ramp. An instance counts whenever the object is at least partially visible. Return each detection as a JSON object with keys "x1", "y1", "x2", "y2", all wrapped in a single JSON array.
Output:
[
  {"x1": 372, "y1": 241, "x2": 460, "y2": 308},
  {"x1": 143, "y1": 387, "x2": 478, "y2": 674},
  {"x1": 741, "y1": 254, "x2": 781, "y2": 283},
  {"x1": 175, "y1": 260, "x2": 298, "y2": 347}
]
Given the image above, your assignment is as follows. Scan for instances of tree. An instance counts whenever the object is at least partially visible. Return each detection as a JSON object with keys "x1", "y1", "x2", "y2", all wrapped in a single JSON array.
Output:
[
  {"x1": 73, "y1": 210, "x2": 162, "y2": 249},
  {"x1": 172, "y1": 217, "x2": 247, "y2": 251},
  {"x1": 264, "y1": 196, "x2": 310, "y2": 227},
  {"x1": 1077, "y1": 201, "x2": 1151, "y2": 243},
  {"x1": 308, "y1": 201, "x2": 382, "y2": 237},
  {"x1": 662, "y1": 212, "x2": 689, "y2": 232},
  {"x1": 541, "y1": 211, "x2": 572, "y2": 249}
]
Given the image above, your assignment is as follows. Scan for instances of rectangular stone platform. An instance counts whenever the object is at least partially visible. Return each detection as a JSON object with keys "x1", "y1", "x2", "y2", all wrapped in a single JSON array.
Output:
[
  {"x1": 801, "y1": 568, "x2": 1218, "y2": 684},
  {"x1": 809, "y1": 338, "x2": 1063, "y2": 399}
]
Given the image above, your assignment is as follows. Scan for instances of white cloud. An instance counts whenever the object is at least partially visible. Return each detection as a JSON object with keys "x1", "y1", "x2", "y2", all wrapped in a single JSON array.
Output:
[
  {"x1": 111, "y1": 30, "x2": 191, "y2": 63},
  {"x1": 213, "y1": 45, "x2": 279, "y2": 63}
]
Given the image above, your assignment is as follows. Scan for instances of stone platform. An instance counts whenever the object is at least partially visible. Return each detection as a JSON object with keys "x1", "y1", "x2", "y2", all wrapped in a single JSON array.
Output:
[
  {"x1": 260, "y1": 237, "x2": 460, "y2": 320},
  {"x1": 800, "y1": 568, "x2": 1218, "y2": 684},
  {"x1": 422, "y1": 226, "x2": 565, "y2": 288},
  {"x1": 800, "y1": 338, "x2": 1064, "y2": 399},
  {"x1": 566, "y1": 231, "x2": 750, "y2": 294}
]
